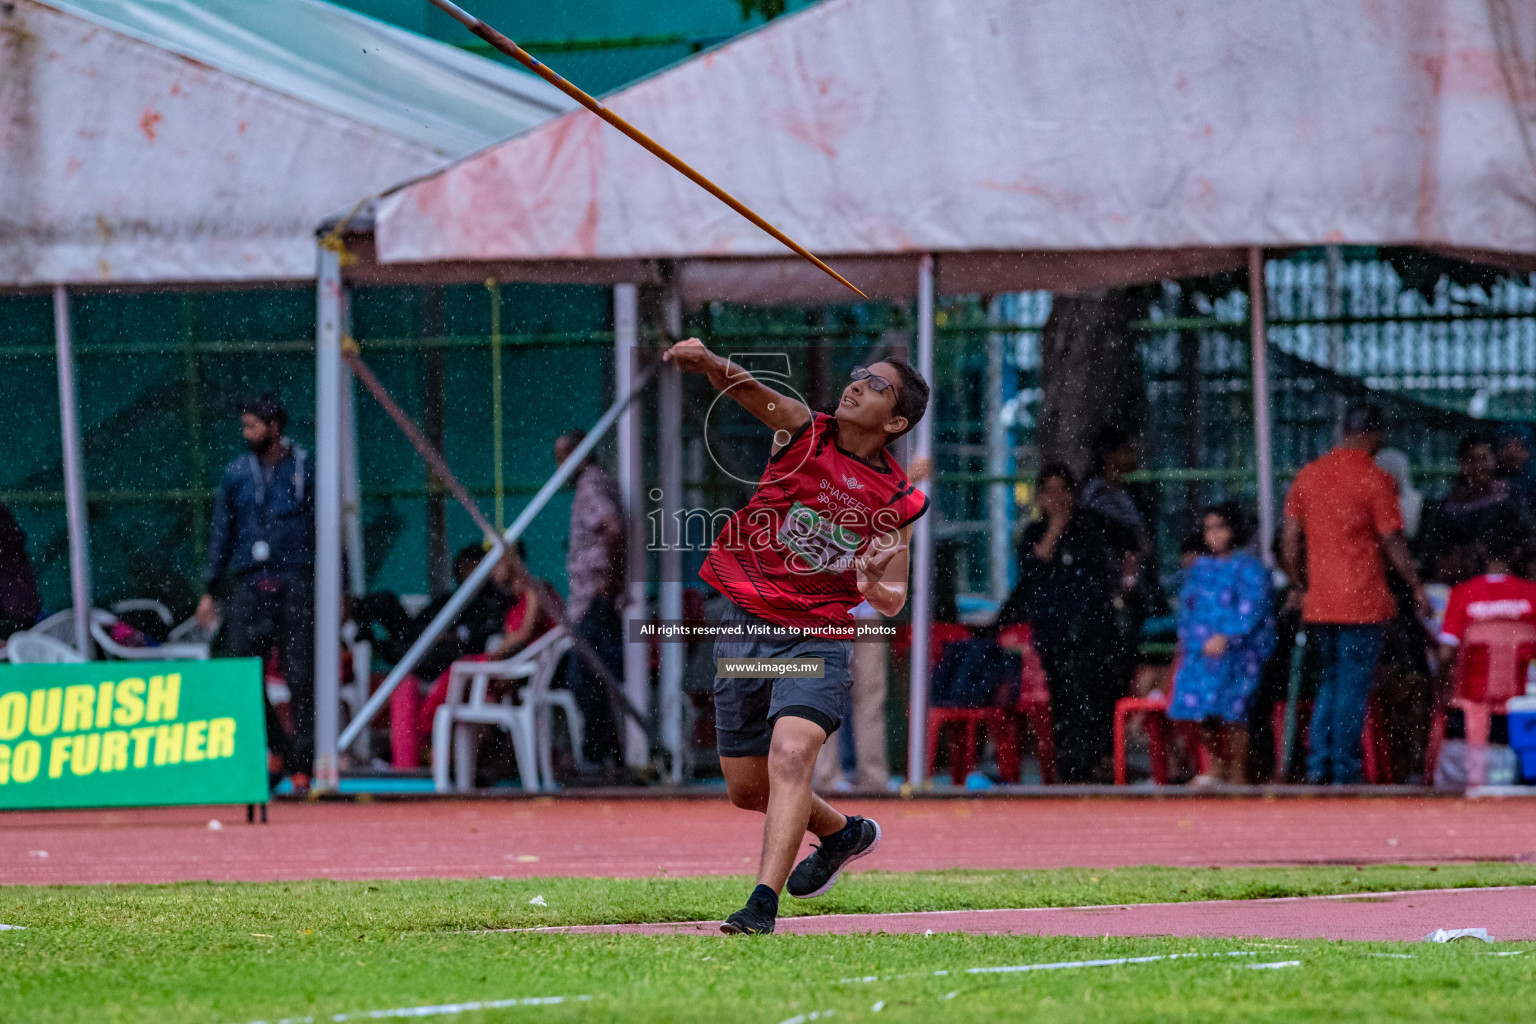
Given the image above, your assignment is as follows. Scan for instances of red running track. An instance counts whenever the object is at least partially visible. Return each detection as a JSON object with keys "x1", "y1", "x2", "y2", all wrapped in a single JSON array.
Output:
[
  {"x1": 3, "y1": 796, "x2": 1536, "y2": 886},
  {"x1": 543, "y1": 886, "x2": 1536, "y2": 942}
]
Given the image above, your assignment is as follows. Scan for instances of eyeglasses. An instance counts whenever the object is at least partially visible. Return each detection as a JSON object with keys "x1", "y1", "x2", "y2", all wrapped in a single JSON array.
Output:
[{"x1": 850, "y1": 366, "x2": 895, "y2": 393}]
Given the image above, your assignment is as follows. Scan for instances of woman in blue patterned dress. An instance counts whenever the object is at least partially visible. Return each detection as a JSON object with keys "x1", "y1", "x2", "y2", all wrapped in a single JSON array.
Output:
[{"x1": 1170, "y1": 503, "x2": 1276, "y2": 784}]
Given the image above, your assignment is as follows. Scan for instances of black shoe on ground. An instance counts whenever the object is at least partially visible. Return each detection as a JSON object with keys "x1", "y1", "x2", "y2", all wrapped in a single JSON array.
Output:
[
  {"x1": 787, "y1": 815, "x2": 882, "y2": 900},
  {"x1": 719, "y1": 902, "x2": 776, "y2": 935}
]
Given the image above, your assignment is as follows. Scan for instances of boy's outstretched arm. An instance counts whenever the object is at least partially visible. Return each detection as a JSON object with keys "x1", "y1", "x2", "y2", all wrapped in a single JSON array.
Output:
[{"x1": 663, "y1": 338, "x2": 810, "y2": 448}]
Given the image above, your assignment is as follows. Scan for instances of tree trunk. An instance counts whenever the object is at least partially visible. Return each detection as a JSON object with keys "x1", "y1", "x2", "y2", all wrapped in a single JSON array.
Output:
[{"x1": 1037, "y1": 289, "x2": 1147, "y2": 479}]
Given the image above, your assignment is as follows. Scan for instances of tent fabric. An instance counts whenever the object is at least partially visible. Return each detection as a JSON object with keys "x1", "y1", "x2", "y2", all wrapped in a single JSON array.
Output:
[
  {"x1": 1, "y1": 0, "x2": 575, "y2": 287},
  {"x1": 371, "y1": 0, "x2": 1536, "y2": 301}
]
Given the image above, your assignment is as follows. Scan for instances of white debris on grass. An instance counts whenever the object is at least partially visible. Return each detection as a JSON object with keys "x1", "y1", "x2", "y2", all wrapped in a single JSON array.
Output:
[
  {"x1": 0, "y1": 924, "x2": 25, "y2": 931},
  {"x1": 239, "y1": 994, "x2": 594, "y2": 1024},
  {"x1": 870, "y1": 1002, "x2": 884, "y2": 1012},
  {"x1": 1245, "y1": 961, "x2": 1302, "y2": 970},
  {"x1": 528, "y1": 896, "x2": 547, "y2": 907},
  {"x1": 776, "y1": 1012, "x2": 835, "y2": 1024},
  {"x1": 1423, "y1": 928, "x2": 1493, "y2": 943}
]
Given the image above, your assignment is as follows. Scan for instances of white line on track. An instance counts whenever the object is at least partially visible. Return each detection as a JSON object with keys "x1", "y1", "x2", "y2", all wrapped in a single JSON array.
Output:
[
  {"x1": 838, "y1": 950, "x2": 1261, "y2": 983},
  {"x1": 239, "y1": 994, "x2": 593, "y2": 1024}
]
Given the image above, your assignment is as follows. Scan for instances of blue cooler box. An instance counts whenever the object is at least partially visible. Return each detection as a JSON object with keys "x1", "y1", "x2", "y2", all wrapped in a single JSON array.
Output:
[{"x1": 1508, "y1": 696, "x2": 1536, "y2": 783}]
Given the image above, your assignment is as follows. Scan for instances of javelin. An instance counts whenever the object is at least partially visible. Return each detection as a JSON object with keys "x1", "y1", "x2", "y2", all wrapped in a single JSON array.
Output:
[{"x1": 426, "y1": 0, "x2": 866, "y2": 300}]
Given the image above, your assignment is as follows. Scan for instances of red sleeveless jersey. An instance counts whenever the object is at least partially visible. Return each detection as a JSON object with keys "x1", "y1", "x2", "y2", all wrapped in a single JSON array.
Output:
[{"x1": 699, "y1": 412, "x2": 929, "y2": 630}]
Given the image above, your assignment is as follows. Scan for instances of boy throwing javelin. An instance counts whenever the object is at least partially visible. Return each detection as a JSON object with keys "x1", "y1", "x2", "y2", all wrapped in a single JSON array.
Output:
[{"x1": 662, "y1": 338, "x2": 930, "y2": 934}]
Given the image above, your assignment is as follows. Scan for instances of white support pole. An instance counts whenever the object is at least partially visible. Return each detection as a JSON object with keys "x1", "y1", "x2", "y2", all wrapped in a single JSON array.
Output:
[
  {"x1": 658, "y1": 289, "x2": 685, "y2": 782},
  {"x1": 339, "y1": 292, "x2": 366, "y2": 600},
  {"x1": 985, "y1": 296, "x2": 1011, "y2": 602},
  {"x1": 907, "y1": 255, "x2": 937, "y2": 787},
  {"x1": 1250, "y1": 247, "x2": 1277, "y2": 567},
  {"x1": 615, "y1": 284, "x2": 650, "y2": 769},
  {"x1": 53, "y1": 285, "x2": 94, "y2": 659},
  {"x1": 313, "y1": 244, "x2": 344, "y2": 789}
]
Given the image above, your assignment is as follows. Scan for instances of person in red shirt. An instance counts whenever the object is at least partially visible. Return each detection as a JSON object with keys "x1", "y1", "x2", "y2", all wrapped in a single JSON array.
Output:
[
  {"x1": 1281, "y1": 404, "x2": 1429, "y2": 784},
  {"x1": 663, "y1": 337, "x2": 929, "y2": 935},
  {"x1": 1436, "y1": 532, "x2": 1536, "y2": 679}
]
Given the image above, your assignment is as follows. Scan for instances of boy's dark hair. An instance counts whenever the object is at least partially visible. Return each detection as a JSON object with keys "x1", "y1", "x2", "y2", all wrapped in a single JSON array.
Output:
[
  {"x1": 1179, "y1": 529, "x2": 1207, "y2": 557},
  {"x1": 240, "y1": 392, "x2": 287, "y2": 432},
  {"x1": 882, "y1": 358, "x2": 930, "y2": 443},
  {"x1": 1201, "y1": 500, "x2": 1253, "y2": 548},
  {"x1": 1036, "y1": 462, "x2": 1077, "y2": 492}
]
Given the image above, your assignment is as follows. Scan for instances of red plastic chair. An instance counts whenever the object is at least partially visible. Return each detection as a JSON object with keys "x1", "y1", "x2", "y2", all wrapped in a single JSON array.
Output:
[
  {"x1": 1112, "y1": 655, "x2": 1213, "y2": 784},
  {"x1": 1426, "y1": 619, "x2": 1536, "y2": 783},
  {"x1": 997, "y1": 625, "x2": 1057, "y2": 784},
  {"x1": 1272, "y1": 699, "x2": 1386, "y2": 783}
]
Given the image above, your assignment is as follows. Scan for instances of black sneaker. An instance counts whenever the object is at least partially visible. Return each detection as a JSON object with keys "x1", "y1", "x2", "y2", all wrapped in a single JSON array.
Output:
[
  {"x1": 719, "y1": 903, "x2": 776, "y2": 935},
  {"x1": 787, "y1": 816, "x2": 882, "y2": 899}
]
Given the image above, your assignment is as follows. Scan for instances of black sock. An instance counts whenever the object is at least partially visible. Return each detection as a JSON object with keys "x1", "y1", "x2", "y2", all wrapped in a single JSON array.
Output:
[
  {"x1": 747, "y1": 884, "x2": 779, "y2": 916},
  {"x1": 820, "y1": 815, "x2": 861, "y2": 849}
]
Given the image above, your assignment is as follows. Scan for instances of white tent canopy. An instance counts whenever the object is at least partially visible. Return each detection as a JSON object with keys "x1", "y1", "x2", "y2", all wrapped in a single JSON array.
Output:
[
  {"x1": 2, "y1": 0, "x2": 575, "y2": 287},
  {"x1": 326, "y1": 0, "x2": 1536, "y2": 788},
  {"x1": 0, "y1": 0, "x2": 574, "y2": 788},
  {"x1": 365, "y1": 0, "x2": 1536, "y2": 302}
]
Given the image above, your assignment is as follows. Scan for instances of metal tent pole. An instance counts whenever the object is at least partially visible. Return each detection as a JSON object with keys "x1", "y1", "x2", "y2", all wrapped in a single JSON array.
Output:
[
  {"x1": 336, "y1": 362, "x2": 657, "y2": 752},
  {"x1": 907, "y1": 255, "x2": 937, "y2": 787},
  {"x1": 339, "y1": 295, "x2": 366, "y2": 599},
  {"x1": 658, "y1": 288, "x2": 685, "y2": 782},
  {"x1": 53, "y1": 285, "x2": 94, "y2": 659},
  {"x1": 1249, "y1": 247, "x2": 1277, "y2": 566},
  {"x1": 313, "y1": 245, "x2": 344, "y2": 789},
  {"x1": 615, "y1": 283, "x2": 650, "y2": 769},
  {"x1": 985, "y1": 296, "x2": 1011, "y2": 601}
]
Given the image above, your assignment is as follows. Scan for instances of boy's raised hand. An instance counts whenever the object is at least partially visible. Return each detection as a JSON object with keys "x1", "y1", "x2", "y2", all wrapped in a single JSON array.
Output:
[{"x1": 662, "y1": 337, "x2": 717, "y2": 374}]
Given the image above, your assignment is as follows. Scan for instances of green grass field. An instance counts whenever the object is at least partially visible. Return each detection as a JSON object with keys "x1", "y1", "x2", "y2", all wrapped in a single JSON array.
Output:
[{"x1": 4, "y1": 864, "x2": 1534, "y2": 1023}]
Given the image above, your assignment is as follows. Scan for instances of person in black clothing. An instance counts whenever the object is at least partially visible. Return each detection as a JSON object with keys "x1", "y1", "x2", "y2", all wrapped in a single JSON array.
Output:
[
  {"x1": 197, "y1": 394, "x2": 317, "y2": 787},
  {"x1": 1421, "y1": 434, "x2": 1531, "y2": 570},
  {"x1": 999, "y1": 463, "x2": 1137, "y2": 783},
  {"x1": 351, "y1": 545, "x2": 513, "y2": 681},
  {"x1": 0, "y1": 504, "x2": 41, "y2": 640}
]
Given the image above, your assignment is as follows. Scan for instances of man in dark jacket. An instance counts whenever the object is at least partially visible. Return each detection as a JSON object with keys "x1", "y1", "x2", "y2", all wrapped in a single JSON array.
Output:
[{"x1": 197, "y1": 394, "x2": 316, "y2": 786}]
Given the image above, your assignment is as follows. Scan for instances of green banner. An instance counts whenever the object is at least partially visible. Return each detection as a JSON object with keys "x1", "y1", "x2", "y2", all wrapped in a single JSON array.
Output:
[{"x1": 0, "y1": 658, "x2": 267, "y2": 810}]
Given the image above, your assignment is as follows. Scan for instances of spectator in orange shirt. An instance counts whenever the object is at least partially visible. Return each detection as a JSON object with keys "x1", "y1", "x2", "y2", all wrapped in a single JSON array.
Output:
[{"x1": 1280, "y1": 404, "x2": 1429, "y2": 784}]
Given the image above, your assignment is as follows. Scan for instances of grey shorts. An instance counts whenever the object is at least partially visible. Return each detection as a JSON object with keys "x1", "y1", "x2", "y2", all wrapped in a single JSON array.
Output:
[{"x1": 712, "y1": 600, "x2": 852, "y2": 758}]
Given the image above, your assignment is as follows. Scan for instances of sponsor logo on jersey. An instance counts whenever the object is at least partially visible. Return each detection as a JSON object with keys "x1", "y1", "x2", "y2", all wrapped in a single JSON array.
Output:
[{"x1": 1467, "y1": 598, "x2": 1534, "y2": 620}]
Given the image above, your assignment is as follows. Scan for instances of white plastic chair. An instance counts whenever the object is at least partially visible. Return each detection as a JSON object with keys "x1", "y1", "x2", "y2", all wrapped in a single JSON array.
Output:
[
  {"x1": 7, "y1": 632, "x2": 86, "y2": 664},
  {"x1": 91, "y1": 614, "x2": 210, "y2": 661},
  {"x1": 110, "y1": 599, "x2": 174, "y2": 627},
  {"x1": 168, "y1": 614, "x2": 219, "y2": 646},
  {"x1": 338, "y1": 620, "x2": 372, "y2": 759},
  {"x1": 431, "y1": 628, "x2": 569, "y2": 793},
  {"x1": 31, "y1": 608, "x2": 98, "y2": 644}
]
